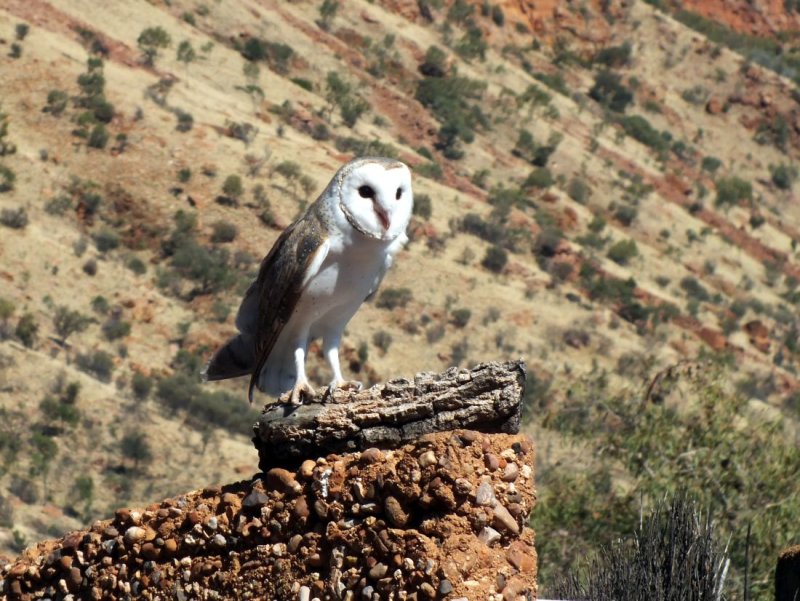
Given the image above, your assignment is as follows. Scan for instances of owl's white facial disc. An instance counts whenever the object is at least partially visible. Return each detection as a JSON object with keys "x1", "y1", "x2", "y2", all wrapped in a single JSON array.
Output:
[{"x1": 338, "y1": 159, "x2": 413, "y2": 242}]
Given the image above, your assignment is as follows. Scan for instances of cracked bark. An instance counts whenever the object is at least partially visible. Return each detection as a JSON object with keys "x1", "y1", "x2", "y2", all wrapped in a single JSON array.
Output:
[{"x1": 252, "y1": 360, "x2": 526, "y2": 470}]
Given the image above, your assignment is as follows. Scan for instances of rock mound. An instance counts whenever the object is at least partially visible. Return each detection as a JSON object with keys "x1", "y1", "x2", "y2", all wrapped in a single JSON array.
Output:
[{"x1": 1, "y1": 432, "x2": 536, "y2": 600}]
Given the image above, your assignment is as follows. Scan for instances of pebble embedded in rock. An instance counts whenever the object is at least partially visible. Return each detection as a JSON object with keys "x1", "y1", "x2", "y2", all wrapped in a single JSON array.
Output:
[
  {"x1": 491, "y1": 503, "x2": 520, "y2": 535},
  {"x1": 299, "y1": 460, "x2": 316, "y2": 479},
  {"x1": 502, "y1": 463, "x2": 519, "y2": 482},
  {"x1": 484, "y1": 453, "x2": 500, "y2": 471},
  {"x1": 478, "y1": 526, "x2": 502, "y2": 546},
  {"x1": 475, "y1": 482, "x2": 495, "y2": 506},
  {"x1": 267, "y1": 467, "x2": 303, "y2": 495},
  {"x1": 293, "y1": 497, "x2": 310, "y2": 519},
  {"x1": 505, "y1": 541, "x2": 535, "y2": 572},
  {"x1": 368, "y1": 563, "x2": 388, "y2": 580},
  {"x1": 288, "y1": 534, "x2": 303, "y2": 553},
  {"x1": 163, "y1": 538, "x2": 178, "y2": 555},
  {"x1": 418, "y1": 450, "x2": 436, "y2": 467},
  {"x1": 459, "y1": 430, "x2": 480, "y2": 443},
  {"x1": 419, "y1": 582, "x2": 436, "y2": 598},
  {"x1": 67, "y1": 567, "x2": 82, "y2": 591},
  {"x1": 384, "y1": 496, "x2": 409, "y2": 527},
  {"x1": 242, "y1": 490, "x2": 269, "y2": 509},
  {"x1": 360, "y1": 448, "x2": 384, "y2": 463},
  {"x1": 438, "y1": 579, "x2": 454, "y2": 595},
  {"x1": 454, "y1": 478, "x2": 472, "y2": 495},
  {"x1": 124, "y1": 526, "x2": 146, "y2": 544}
]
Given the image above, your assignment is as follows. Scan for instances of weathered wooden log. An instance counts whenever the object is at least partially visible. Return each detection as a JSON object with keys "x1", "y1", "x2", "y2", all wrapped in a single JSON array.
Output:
[{"x1": 253, "y1": 360, "x2": 526, "y2": 470}]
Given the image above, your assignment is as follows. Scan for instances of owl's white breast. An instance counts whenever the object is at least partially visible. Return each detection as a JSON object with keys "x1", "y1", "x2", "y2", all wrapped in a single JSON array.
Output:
[{"x1": 300, "y1": 228, "x2": 396, "y2": 326}]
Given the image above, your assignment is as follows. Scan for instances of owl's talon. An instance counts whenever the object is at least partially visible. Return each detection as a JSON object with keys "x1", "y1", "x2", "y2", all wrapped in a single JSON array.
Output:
[
  {"x1": 326, "y1": 379, "x2": 363, "y2": 397},
  {"x1": 280, "y1": 381, "x2": 316, "y2": 406}
]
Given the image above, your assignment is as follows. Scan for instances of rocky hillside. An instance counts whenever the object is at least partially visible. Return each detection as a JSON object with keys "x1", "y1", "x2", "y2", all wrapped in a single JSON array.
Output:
[{"x1": 1, "y1": 0, "x2": 799, "y2": 598}]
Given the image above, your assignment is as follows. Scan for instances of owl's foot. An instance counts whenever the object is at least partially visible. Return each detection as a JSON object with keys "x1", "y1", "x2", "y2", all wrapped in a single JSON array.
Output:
[
  {"x1": 280, "y1": 380, "x2": 316, "y2": 406},
  {"x1": 326, "y1": 379, "x2": 363, "y2": 398}
]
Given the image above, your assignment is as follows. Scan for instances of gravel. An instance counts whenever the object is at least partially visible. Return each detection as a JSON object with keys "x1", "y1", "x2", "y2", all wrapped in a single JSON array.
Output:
[{"x1": 1, "y1": 431, "x2": 536, "y2": 600}]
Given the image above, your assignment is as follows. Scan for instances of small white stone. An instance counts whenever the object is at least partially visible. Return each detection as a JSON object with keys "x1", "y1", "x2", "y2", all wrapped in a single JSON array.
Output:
[{"x1": 124, "y1": 526, "x2": 146, "y2": 543}]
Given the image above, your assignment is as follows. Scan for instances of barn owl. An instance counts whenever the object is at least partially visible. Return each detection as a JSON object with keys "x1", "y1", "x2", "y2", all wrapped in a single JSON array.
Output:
[{"x1": 203, "y1": 156, "x2": 413, "y2": 405}]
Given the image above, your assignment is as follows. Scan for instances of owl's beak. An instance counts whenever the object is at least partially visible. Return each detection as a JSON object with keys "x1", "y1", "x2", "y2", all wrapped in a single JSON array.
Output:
[{"x1": 374, "y1": 205, "x2": 390, "y2": 232}]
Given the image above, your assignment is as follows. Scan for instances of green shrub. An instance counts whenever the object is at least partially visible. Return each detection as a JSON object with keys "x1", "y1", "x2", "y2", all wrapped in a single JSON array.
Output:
[
  {"x1": 588, "y1": 71, "x2": 633, "y2": 113},
  {"x1": 613, "y1": 204, "x2": 638, "y2": 226},
  {"x1": 372, "y1": 330, "x2": 393, "y2": 353},
  {"x1": 0, "y1": 165, "x2": 15, "y2": 192},
  {"x1": 462, "y1": 213, "x2": 504, "y2": 245},
  {"x1": 618, "y1": 115, "x2": 668, "y2": 152},
  {"x1": 75, "y1": 350, "x2": 115, "y2": 381},
  {"x1": 415, "y1": 66, "x2": 487, "y2": 151},
  {"x1": 93, "y1": 228, "x2": 119, "y2": 252},
  {"x1": 101, "y1": 318, "x2": 131, "y2": 341},
  {"x1": 127, "y1": 256, "x2": 147, "y2": 275},
  {"x1": 45, "y1": 195, "x2": 72, "y2": 215},
  {"x1": 131, "y1": 372, "x2": 153, "y2": 400},
  {"x1": 481, "y1": 245, "x2": 508, "y2": 273},
  {"x1": 454, "y1": 20, "x2": 487, "y2": 61},
  {"x1": 418, "y1": 45, "x2": 448, "y2": 78},
  {"x1": 211, "y1": 220, "x2": 238, "y2": 243},
  {"x1": 451, "y1": 338, "x2": 469, "y2": 365},
  {"x1": 701, "y1": 156, "x2": 722, "y2": 173},
  {"x1": 222, "y1": 175, "x2": 244, "y2": 200},
  {"x1": 91, "y1": 296, "x2": 110, "y2": 314},
  {"x1": 137, "y1": 26, "x2": 171, "y2": 66},
  {"x1": 291, "y1": 77, "x2": 313, "y2": 91},
  {"x1": 15, "y1": 313, "x2": 37, "y2": 347},
  {"x1": 450, "y1": 308, "x2": 472, "y2": 328},
  {"x1": 680, "y1": 276, "x2": 710, "y2": 301},
  {"x1": 593, "y1": 42, "x2": 631, "y2": 68},
  {"x1": 0, "y1": 298, "x2": 13, "y2": 323},
  {"x1": 39, "y1": 396, "x2": 81, "y2": 427},
  {"x1": 317, "y1": 0, "x2": 339, "y2": 31},
  {"x1": 567, "y1": 177, "x2": 590, "y2": 204},
  {"x1": 376, "y1": 287, "x2": 412, "y2": 310},
  {"x1": 15, "y1": 23, "x2": 29, "y2": 41},
  {"x1": 413, "y1": 193, "x2": 433, "y2": 220},
  {"x1": 524, "y1": 167, "x2": 554, "y2": 189},
  {"x1": 680, "y1": 85, "x2": 709, "y2": 106},
  {"x1": 175, "y1": 109, "x2": 193, "y2": 132},
  {"x1": 770, "y1": 163, "x2": 797, "y2": 190},
  {"x1": 416, "y1": 161, "x2": 443, "y2": 180},
  {"x1": 491, "y1": 5, "x2": 505, "y2": 25},
  {"x1": 119, "y1": 430, "x2": 152, "y2": 470},
  {"x1": 325, "y1": 72, "x2": 369, "y2": 128},
  {"x1": 45, "y1": 90, "x2": 69, "y2": 116},
  {"x1": 87, "y1": 124, "x2": 109, "y2": 149},
  {"x1": 715, "y1": 176, "x2": 752, "y2": 207},
  {"x1": 53, "y1": 306, "x2": 93, "y2": 344},
  {"x1": 0, "y1": 207, "x2": 28, "y2": 229},
  {"x1": 606, "y1": 239, "x2": 638, "y2": 265}
]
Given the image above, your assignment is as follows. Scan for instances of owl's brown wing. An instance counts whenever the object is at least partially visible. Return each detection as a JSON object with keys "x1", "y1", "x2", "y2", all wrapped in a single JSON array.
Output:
[{"x1": 245, "y1": 211, "x2": 329, "y2": 402}]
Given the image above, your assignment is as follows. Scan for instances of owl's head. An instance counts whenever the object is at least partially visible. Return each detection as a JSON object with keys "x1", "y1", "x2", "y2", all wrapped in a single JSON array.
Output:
[{"x1": 335, "y1": 157, "x2": 413, "y2": 242}]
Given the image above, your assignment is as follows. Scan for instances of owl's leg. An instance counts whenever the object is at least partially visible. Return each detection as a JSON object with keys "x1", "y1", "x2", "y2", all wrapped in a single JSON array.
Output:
[
  {"x1": 323, "y1": 332, "x2": 362, "y2": 396},
  {"x1": 281, "y1": 342, "x2": 316, "y2": 405}
]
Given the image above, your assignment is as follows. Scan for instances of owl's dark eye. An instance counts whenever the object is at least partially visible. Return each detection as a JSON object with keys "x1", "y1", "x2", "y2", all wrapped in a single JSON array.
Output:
[
  {"x1": 395, "y1": 187, "x2": 403, "y2": 200},
  {"x1": 358, "y1": 185, "x2": 375, "y2": 199}
]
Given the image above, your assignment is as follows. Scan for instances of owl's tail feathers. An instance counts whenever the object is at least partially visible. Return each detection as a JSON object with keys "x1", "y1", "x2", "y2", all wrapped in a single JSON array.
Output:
[{"x1": 202, "y1": 334, "x2": 255, "y2": 382}]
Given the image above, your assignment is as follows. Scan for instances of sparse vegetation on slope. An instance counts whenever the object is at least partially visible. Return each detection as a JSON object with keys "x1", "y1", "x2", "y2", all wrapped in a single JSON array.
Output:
[{"x1": 1, "y1": 2, "x2": 799, "y2": 598}]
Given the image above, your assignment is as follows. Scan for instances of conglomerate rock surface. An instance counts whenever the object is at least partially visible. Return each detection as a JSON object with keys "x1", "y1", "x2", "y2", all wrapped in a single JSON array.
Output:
[{"x1": 0, "y1": 431, "x2": 536, "y2": 600}]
